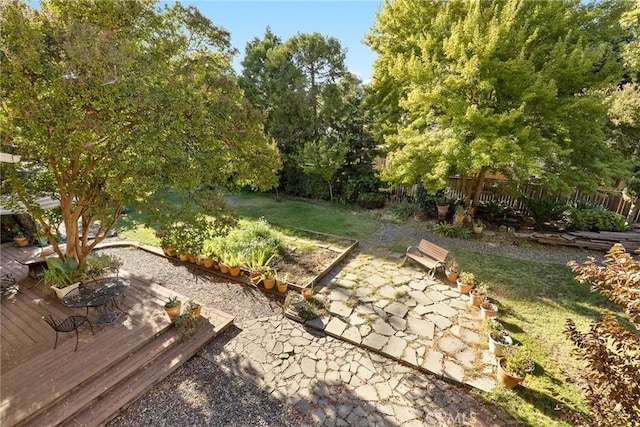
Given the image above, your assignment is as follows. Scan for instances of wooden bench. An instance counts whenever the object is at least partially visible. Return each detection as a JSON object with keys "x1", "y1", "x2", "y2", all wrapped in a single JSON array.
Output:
[{"x1": 400, "y1": 239, "x2": 450, "y2": 278}]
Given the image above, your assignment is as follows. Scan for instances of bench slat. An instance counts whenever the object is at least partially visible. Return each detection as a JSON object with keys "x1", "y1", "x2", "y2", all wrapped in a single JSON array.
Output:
[{"x1": 417, "y1": 240, "x2": 449, "y2": 262}]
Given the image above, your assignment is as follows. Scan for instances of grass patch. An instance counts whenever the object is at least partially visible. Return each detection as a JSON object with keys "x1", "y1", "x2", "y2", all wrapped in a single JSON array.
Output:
[
  {"x1": 226, "y1": 192, "x2": 379, "y2": 242},
  {"x1": 451, "y1": 248, "x2": 631, "y2": 425}
]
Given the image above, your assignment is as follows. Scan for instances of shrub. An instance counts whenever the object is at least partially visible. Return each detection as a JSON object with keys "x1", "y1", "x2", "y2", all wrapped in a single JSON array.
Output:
[
  {"x1": 220, "y1": 218, "x2": 286, "y2": 262},
  {"x1": 565, "y1": 245, "x2": 640, "y2": 425},
  {"x1": 523, "y1": 196, "x2": 566, "y2": 228},
  {"x1": 430, "y1": 223, "x2": 473, "y2": 239},
  {"x1": 476, "y1": 200, "x2": 510, "y2": 222},
  {"x1": 357, "y1": 192, "x2": 386, "y2": 209},
  {"x1": 566, "y1": 208, "x2": 626, "y2": 232},
  {"x1": 386, "y1": 201, "x2": 418, "y2": 220}
]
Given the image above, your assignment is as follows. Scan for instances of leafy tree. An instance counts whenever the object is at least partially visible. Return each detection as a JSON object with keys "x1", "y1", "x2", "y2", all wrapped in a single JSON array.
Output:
[
  {"x1": 367, "y1": 0, "x2": 632, "y2": 210},
  {"x1": 240, "y1": 30, "x2": 377, "y2": 201},
  {"x1": 566, "y1": 244, "x2": 640, "y2": 426},
  {"x1": 0, "y1": 0, "x2": 280, "y2": 265}
]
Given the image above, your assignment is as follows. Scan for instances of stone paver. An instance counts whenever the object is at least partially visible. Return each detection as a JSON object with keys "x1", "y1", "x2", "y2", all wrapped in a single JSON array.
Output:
[{"x1": 200, "y1": 246, "x2": 516, "y2": 426}]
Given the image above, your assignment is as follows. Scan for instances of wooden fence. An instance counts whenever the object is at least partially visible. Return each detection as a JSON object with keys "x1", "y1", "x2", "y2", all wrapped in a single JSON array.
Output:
[{"x1": 385, "y1": 177, "x2": 640, "y2": 224}]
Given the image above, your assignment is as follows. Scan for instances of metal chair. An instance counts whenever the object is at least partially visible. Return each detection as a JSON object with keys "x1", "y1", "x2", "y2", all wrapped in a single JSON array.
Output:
[{"x1": 42, "y1": 314, "x2": 94, "y2": 351}]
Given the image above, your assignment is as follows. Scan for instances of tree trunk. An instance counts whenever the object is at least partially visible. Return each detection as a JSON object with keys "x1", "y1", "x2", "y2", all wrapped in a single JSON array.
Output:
[{"x1": 470, "y1": 168, "x2": 488, "y2": 215}]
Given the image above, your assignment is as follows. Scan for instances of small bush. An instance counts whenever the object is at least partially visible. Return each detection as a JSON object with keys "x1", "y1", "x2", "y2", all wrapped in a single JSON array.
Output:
[
  {"x1": 431, "y1": 223, "x2": 473, "y2": 239},
  {"x1": 357, "y1": 192, "x2": 386, "y2": 209},
  {"x1": 566, "y1": 208, "x2": 626, "y2": 232},
  {"x1": 220, "y1": 218, "x2": 286, "y2": 262},
  {"x1": 386, "y1": 201, "x2": 418, "y2": 220},
  {"x1": 476, "y1": 200, "x2": 510, "y2": 222},
  {"x1": 523, "y1": 196, "x2": 566, "y2": 228}
]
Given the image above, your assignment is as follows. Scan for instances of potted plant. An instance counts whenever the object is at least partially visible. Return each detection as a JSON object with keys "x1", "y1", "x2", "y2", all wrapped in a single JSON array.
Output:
[
  {"x1": 497, "y1": 345, "x2": 535, "y2": 388},
  {"x1": 454, "y1": 205, "x2": 466, "y2": 224},
  {"x1": 261, "y1": 267, "x2": 276, "y2": 290},
  {"x1": 469, "y1": 282, "x2": 488, "y2": 307},
  {"x1": 487, "y1": 319, "x2": 513, "y2": 357},
  {"x1": 174, "y1": 312, "x2": 198, "y2": 340},
  {"x1": 80, "y1": 253, "x2": 121, "y2": 283},
  {"x1": 277, "y1": 272, "x2": 289, "y2": 293},
  {"x1": 457, "y1": 271, "x2": 475, "y2": 294},
  {"x1": 435, "y1": 196, "x2": 449, "y2": 220},
  {"x1": 223, "y1": 251, "x2": 242, "y2": 277},
  {"x1": 164, "y1": 296, "x2": 182, "y2": 321},
  {"x1": 185, "y1": 300, "x2": 201, "y2": 317},
  {"x1": 302, "y1": 286, "x2": 315, "y2": 300},
  {"x1": 473, "y1": 220, "x2": 484, "y2": 235},
  {"x1": 445, "y1": 260, "x2": 460, "y2": 282},
  {"x1": 244, "y1": 250, "x2": 275, "y2": 285},
  {"x1": 44, "y1": 257, "x2": 82, "y2": 299},
  {"x1": 480, "y1": 298, "x2": 499, "y2": 319},
  {"x1": 12, "y1": 225, "x2": 29, "y2": 247}
]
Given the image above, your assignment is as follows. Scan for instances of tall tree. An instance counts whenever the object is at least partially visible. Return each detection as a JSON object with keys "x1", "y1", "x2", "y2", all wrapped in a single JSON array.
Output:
[
  {"x1": 367, "y1": 0, "x2": 632, "y2": 209},
  {"x1": 1, "y1": 0, "x2": 280, "y2": 265}
]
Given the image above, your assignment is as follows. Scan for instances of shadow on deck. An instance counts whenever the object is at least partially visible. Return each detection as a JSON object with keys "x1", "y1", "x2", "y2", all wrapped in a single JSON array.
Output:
[{"x1": 0, "y1": 242, "x2": 234, "y2": 427}]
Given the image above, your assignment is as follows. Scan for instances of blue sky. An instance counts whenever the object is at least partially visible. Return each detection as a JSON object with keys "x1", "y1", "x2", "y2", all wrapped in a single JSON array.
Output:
[{"x1": 184, "y1": 1, "x2": 382, "y2": 82}]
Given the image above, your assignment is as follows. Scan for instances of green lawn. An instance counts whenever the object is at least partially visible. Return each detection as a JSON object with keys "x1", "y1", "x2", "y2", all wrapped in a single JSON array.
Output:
[{"x1": 115, "y1": 191, "x2": 633, "y2": 426}]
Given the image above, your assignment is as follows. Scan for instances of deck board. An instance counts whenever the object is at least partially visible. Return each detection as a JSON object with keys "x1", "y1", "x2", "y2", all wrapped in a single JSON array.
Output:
[{"x1": 1, "y1": 241, "x2": 235, "y2": 427}]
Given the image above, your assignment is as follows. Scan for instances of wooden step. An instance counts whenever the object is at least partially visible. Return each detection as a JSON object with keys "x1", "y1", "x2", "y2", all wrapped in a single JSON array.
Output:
[
  {"x1": 61, "y1": 307, "x2": 234, "y2": 427},
  {"x1": 18, "y1": 307, "x2": 233, "y2": 427}
]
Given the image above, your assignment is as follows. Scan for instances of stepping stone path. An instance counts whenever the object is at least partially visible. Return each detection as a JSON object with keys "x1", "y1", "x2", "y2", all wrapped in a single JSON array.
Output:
[
  {"x1": 202, "y1": 247, "x2": 516, "y2": 425},
  {"x1": 293, "y1": 248, "x2": 498, "y2": 393}
]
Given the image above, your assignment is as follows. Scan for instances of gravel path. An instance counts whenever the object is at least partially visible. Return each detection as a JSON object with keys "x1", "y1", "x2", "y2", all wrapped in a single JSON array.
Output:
[{"x1": 104, "y1": 221, "x2": 598, "y2": 426}]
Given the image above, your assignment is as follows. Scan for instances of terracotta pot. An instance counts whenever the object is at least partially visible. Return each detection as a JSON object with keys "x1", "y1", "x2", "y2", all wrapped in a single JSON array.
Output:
[
  {"x1": 302, "y1": 288, "x2": 313, "y2": 300},
  {"x1": 473, "y1": 226, "x2": 483, "y2": 235},
  {"x1": 163, "y1": 247, "x2": 177, "y2": 257},
  {"x1": 164, "y1": 303, "x2": 181, "y2": 321},
  {"x1": 203, "y1": 258, "x2": 214, "y2": 268},
  {"x1": 446, "y1": 271, "x2": 459, "y2": 283},
  {"x1": 469, "y1": 291, "x2": 484, "y2": 307},
  {"x1": 14, "y1": 236, "x2": 29, "y2": 247},
  {"x1": 454, "y1": 214, "x2": 465, "y2": 224},
  {"x1": 497, "y1": 357, "x2": 525, "y2": 388},
  {"x1": 414, "y1": 211, "x2": 426, "y2": 221},
  {"x1": 229, "y1": 266, "x2": 241, "y2": 277},
  {"x1": 263, "y1": 277, "x2": 275, "y2": 289},
  {"x1": 190, "y1": 306, "x2": 201, "y2": 317},
  {"x1": 213, "y1": 260, "x2": 220, "y2": 270},
  {"x1": 195, "y1": 257, "x2": 204, "y2": 266},
  {"x1": 250, "y1": 271, "x2": 262, "y2": 285},
  {"x1": 436, "y1": 205, "x2": 449, "y2": 220},
  {"x1": 277, "y1": 282, "x2": 288, "y2": 293},
  {"x1": 188, "y1": 255, "x2": 197, "y2": 264},
  {"x1": 457, "y1": 281, "x2": 473, "y2": 295},
  {"x1": 481, "y1": 302, "x2": 498, "y2": 319},
  {"x1": 219, "y1": 263, "x2": 229, "y2": 274},
  {"x1": 178, "y1": 253, "x2": 189, "y2": 262}
]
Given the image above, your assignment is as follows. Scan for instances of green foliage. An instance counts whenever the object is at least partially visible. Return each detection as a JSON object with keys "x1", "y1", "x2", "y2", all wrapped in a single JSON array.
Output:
[
  {"x1": 367, "y1": 0, "x2": 631, "y2": 204},
  {"x1": 565, "y1": 208, "x2": 627, "y2": 232},
  {"x1": 44, "y1": 257, "x2": 81, "y2": 288},
  {"x1": 477, "y1": 200, "x2": 510, "y2": 222},
  {"x1": 566, "y1": 245, "x2": 640, "y2": 425},
  {"x1": 218, "y1": 218, "x2": 286, "y2": 266},
  {"x1": 430, "y1": 223, "x2": 473, "y2": 239},
  {"x1": 174, "y1": 312, "x2": 198, "y2": 340},
  {"x1": 356, "y1": 192, "x2": 385, "y2": 209},
  {"x1": 504, "y1": 346, "x2": 535, "y2": 378},
  {"x1": 1, "y1": 1, "x2": 279, "y2": 265},
  {"x1": 165, "y1": 296, "x2": 181, "y2": 308},
  {"x1": 386, "y1": 201, "x2": 418, "y2": 220},
  {"x1": 523, "y1": 196, "x2": 567, "y2": 228}
]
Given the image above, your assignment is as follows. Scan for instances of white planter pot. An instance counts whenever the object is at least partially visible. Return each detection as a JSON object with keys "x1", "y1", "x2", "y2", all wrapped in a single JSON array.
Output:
[
  {"x1": 488, "y1": 333, "x2": 513, "y2": 357},
  {"x1": 51, "y1": 282, "x2": 80, "y2": 300}
]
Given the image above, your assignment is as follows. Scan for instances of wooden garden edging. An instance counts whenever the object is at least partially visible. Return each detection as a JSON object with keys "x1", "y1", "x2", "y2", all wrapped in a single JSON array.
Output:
[{"x1": 514, "y1": 230, "x2": 640, "y2": 252}]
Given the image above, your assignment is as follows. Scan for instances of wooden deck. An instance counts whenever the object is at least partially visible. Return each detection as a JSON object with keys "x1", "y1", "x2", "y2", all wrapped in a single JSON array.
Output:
[{"x1": 0, "y1": 242, "x2": 235, "y2": 427}]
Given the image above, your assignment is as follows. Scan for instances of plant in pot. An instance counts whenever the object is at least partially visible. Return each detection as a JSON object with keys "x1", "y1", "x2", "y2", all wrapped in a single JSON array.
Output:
[
  {"x1": 454, "y1": 205, "x2": 466, "y2": 224},
  {"x1": 223, "y1": 251, "x2": 242, "y2": 277},
  {"x1": 481, "y1": 298, "x2": 499, "y2": 319},
  {"x1": 80, "y1": 253, "x2": 121, "y2": 283},
  {"x1": 44, "y1": 257, "x2": 82, "y2": 299},
  {"x1": 469, "y1": 282, "x2": 488, "y2": 307},
  {"x1": 174, "y1": 312, "x2": 198, "y2": 340},
  {"x1": 12, "y1": 225, "x2": 30, "y2": 247},
  {"x1": 473, "y1": 220, "x2": 484, "y2": 235},
  {"x1": 497, "y1": 345, "x2": 535, "y2": 388},
  {"x1": 261, "y1": 267, "x2": 276, "y2": 290},
  {"x1": 445, "y1": 260, "x2": 460, "y2": 283},
  {"x1": 457, "y1": 271, "x2": 475, "y2": 294},
  {"x1": 487, "y1": 319, "x2": 513, "y2": 357},
  {"x1": 434, "y1": 193, "x2": 449, "y2": 220},
  {"x1": 277, "y1": 272, "x2": 289, "y2": 293},
  {"x1": 185, "y1": 300, "x2": 201, "y2": 317},
  {"x1": 164, "y1": 296, "x2": 182, "y2": 321},
  {"x1": 302, "y1": 286, "x2": 317, "y2": 300},
  {"x1": 245, "y1": 250, "x2": 275, "y2": 285}
]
